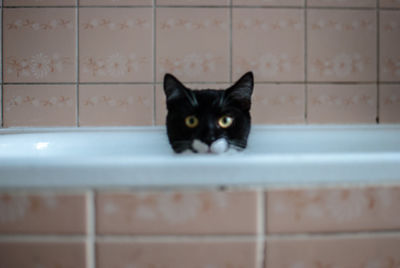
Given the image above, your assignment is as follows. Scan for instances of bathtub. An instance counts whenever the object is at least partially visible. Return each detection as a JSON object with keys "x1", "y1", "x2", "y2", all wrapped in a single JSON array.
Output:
[{"x1": 1, "y1": 125, "x2": 399, "y2": 188}]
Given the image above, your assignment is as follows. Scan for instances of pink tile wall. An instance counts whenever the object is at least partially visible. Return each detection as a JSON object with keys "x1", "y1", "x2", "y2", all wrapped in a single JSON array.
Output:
[
  {"x1": 0, "y1": 3, "x2": 399, "y2": 127},
  {"x1": 0, "y1": 186, "x2": 399, "y2": 267},
  {"x1": 96, "y1": 190, "x2": 257, "y2": 235}
]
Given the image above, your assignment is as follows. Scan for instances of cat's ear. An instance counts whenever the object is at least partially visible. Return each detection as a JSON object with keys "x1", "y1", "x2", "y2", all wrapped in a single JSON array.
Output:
[
  {"x1": 163, "y1": 73, "x2": 187, "y2": 101},
  {"x1": 224, "y1": 72, "x2": 254, "y2": 111},
  {"x1": 163, "y1": 73, "x2": 198, "y2": 107}
]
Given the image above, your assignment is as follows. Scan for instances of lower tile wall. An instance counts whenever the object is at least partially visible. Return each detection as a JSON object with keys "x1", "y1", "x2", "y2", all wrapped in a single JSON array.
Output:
[{"x1": 1, "y1": 185, "x2": 400, "y2": 268}]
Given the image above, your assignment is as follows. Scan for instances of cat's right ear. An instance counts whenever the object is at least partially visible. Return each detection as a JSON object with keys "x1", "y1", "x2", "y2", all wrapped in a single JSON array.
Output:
[{"x1": 163, "y1": 73, "x2": 187, "y2": 102}]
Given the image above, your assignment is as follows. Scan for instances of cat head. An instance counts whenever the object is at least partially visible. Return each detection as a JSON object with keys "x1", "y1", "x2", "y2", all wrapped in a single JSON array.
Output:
[{"x1": 163, "y1": 72, "x2": 254, "y2": 153}]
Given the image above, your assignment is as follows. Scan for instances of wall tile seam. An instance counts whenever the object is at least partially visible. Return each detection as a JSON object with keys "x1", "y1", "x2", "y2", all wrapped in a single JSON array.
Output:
[
  {"x1": 3, "y1": 82, "x2": 399, "y2": 86},
  {"x1": 1, "y1": 4, "x2": 3, "y2": 128},
  {"x1": 304, "y1": 0, "x2": 308, "y2": 124},
  {"x1": 376, "y1": 0, "x2": 380, "y2": 124},
  {"x1": 2, "y1": 231, "x2": 400, "y2": 243},
  {"x1": 86, "y1": 190, "x2": 96, "y2": 268},
  {"x1": 256, "y1": 189, "x2": 266, "y2": 268},
  {"x1": 3, "y1": 6, "x2": 400, "y2": 10},
  {"x1": 76, "y1": 1, "x2": 79, "y2": 127},
  {"x1": 152, "y1": 0, "x2": 156, "y2": 126}
]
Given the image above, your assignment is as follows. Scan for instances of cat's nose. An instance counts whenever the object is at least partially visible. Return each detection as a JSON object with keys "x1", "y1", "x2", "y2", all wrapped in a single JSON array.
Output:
[{"x1": 203, "y1": 136, "x2": 216, "y2": 146}]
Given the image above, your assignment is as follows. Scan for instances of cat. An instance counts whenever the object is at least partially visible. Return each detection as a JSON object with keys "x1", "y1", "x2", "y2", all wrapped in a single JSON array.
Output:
[{"x1": 163, "y1": 71, "x2": 254, "y2": 154}]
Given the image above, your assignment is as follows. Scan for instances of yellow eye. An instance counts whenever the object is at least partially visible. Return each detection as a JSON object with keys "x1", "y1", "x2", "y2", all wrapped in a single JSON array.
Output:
[
  {"x1": 218, "y1": 115, "x2": 233, "y2": 128},
  {"x1": 185, "y1": 115, "x2": 199, "y2": 128}
]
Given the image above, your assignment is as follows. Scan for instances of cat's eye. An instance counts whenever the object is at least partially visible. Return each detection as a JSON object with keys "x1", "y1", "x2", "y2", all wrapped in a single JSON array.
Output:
[
  {"x1": 218, "y1": 115, "x2": 233, "y2": 128},
  {"x1": 185, "y1": 115, "x2": 199, "y2": 128}
]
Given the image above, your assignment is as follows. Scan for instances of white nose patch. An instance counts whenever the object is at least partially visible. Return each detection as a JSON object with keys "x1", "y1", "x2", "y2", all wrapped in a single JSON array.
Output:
[{"x1": 192, "y1": 138, "x2": 228, "y2": 154}]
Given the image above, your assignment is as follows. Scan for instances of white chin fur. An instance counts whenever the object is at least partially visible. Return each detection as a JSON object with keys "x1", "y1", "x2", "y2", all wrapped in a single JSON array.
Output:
[{"x1": 192, "y1": 138, "x2": 228, "y2": 154}]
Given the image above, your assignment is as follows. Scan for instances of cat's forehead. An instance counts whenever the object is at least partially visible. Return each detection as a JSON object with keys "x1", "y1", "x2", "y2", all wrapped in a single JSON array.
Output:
[{"x1": 192, "y1": 89, "x2": 224, "y2": 105}]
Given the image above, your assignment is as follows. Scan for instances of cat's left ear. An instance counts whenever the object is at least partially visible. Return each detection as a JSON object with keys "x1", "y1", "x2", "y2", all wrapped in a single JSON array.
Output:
[
  {"x1": 224, "y1": 72, "x2": 254, "y2": 111},
  {"x1": 163, "y1": 73, "x2": 187, "y2": 101}
]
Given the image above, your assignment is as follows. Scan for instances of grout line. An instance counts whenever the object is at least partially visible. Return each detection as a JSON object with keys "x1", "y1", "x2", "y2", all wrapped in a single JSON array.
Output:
[
  {"x1": 256, "y1": 189, "x2": 266, "y2": 268},
  {"x1": 4, "y1": 81, "x2": 397, "y2": 86},
  {"x1": 96, "y1": 235, "x2": 259, "y2": 243},
  {"x1": 265, "y1": 230, "x2": 400, "y2": 240},
  {"x1": 0, "y1": 235, "x2": 86, "y2": 242},
  {"x1": 1, "y1": 231, "x2": 400, "y2": 244},
  {"x1": 76, "y1": 2, "x2": 79, "y2": 127},
  {"x1": 376, "y1": 0, "x2": 380, "y2": 124},
  {"x1": 2, "y1": 5, "x2": 399, "y2": 10},
  {"x1": 229, "y1": 0, "x2": 233, "y2": 83},
  {"x1": 2, "y1": 81, "x2": 400, "y2": 86},
  {"x1": 86, "y1": 190, "x2": 96, "y2": 268},
  {"x1": 1, "y1": 3, "x2": 3, "y2": 127},
  {"x1": 304, "y1": 0, "x2": 308, "y2": 124},
  {"x1": 153, "y1": 0, "x2": 157, "y2": 126}
]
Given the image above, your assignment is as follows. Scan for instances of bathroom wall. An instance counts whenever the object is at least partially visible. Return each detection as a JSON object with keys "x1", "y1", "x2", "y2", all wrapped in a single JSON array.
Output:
[
  {"x1": 1, "y1": 0, "x2": 400, "y2": 127},
  {"x1": 1, "y1": 186, "x2": 400, "y2": 267}
]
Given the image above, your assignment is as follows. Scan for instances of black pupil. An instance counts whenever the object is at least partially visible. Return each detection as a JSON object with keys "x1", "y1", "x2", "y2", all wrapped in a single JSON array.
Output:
[
  {"x1": 189, "y1": 117, "x2": 195, "y2": 124},
  {"x1": 223, "y1": 117, "x2": 228, "y2": 124}
]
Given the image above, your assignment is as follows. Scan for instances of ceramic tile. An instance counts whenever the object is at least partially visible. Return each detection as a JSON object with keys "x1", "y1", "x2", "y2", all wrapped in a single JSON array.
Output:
[
  {"x1": 0, "y1": 192, "x2": 86, "y2": 234},
  {"x1": 233, "y1": 0, "x2": 304, "y2": 6},
  {"x1": 79, "y1": 8, "x2": 152, "y2": 82},
  {"x1": 233, "y1": 9, "x2": 304, "y2": 82},
  {"x1": 380, "y1": 85, "x2": 400, "y2": 123},
  {"x1": 96, "y1": 190, "x2": 257, "y2": 235},
  {"x1": 79, "y1": 84, "x2": 153, "y2": 126},
  {"x1": 380, "y1": 0, "x2": 400, "y2": 7},
  {"x1": 3, "y1": 8, "x2": 76, "y2": 82},
  {"x1": 155, "y1": 83, "x2": 230, "y2": 125},
  {"x1": 0, "y1": 242, "x2": 86, "y2": 268},
  {"x1": 3, "y1": 85, "x2": 76, "y2": 127},
  {"x1": 308, "y1": 0, "x2": 376, "y2": 7},
  {"x1": 97, "y1": 240, "x2": 257, "y2": 268},
  {"x1": 307, "y1": 84, "x2": 377, "y2": 123},
  {"x1": 266, "y1": 235, "x2": 400, "y2": 268},
  {"x1": 156, "y1": 8, "x2": 230, "y2": 82},
  {"x1": 252, "y1": 84, "x2": 305, "y2": 124},
  {"x1": 80, "y1": 0, "x2": 152, "y2": 6},
  {"x1": 308, "y1": 10, "x2": 377, "y2": 82},
  {"x1": 266, "y1": 186, "x2": 400, "y2": 234},
  {"x1": 4, "y1": 0, "x2": 76, "y2": 6},
  {"x1": 380, "y1": 10, "x2": 400, "y2": 82},
  {"x1": 157, "y1": 0, "x2": 229, "y2": 5}
]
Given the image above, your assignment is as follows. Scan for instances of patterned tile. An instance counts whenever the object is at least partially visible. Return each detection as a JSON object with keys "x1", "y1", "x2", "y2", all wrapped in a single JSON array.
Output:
[
  {"x1": 266, "y1": 186, "x2": 400, "y2": 234},
  {"x1": 233, "y1": 8, "x2": 304, "y2": 82},
  {"x1": 156, "y1": 8, "x2": 230, "y2": 82},
  {"x1": 380, "y1": 0, "x2": 400, "y2": 7},
  {"x1": 308, "y1": 0, "x2": 376, "y2": 7},
  {"x1": 266, "y1": 235, "x2": 400, "y2": 268},
  {"x1": 252, "y1": 84, "x2": 305, "y2": 124},
  {"x1": 3, "y1": 8, "x2": 76, "y2": 82},
  {"x1": 96, "y1": 190, "x2": 257, "y2": 235},
  {"x1": 307, "y1": 84, "x2": 377, "y2": 123},
  {"x1": 157, "y1": 0, "x2": 229, "y2": 5},
  {"x1": 307, "y1": 9, "x2": 377, "y2": 82},
  {"x1": 3, "y1": 85, "x2": 76, "y2": 127},
  {"x1": 0, "y1": 192, "x2": 86, "y2": 234},
  {"x1": 380, "y1": 10, "x2": 400, "y2": 82},
  {"x1": 79, "y1": 84, "x2": 153, "y2": 126},
  {"x1": 97, "y1": 241, "x2": 257, "y2": 268},
  {"x1": 79, "y1": 8, "x2": 152, "y2": 82},
  {"x1": 380, "y1": 85, "x2": 400, "y2": 123},
  {"x1": 0, "y1": 242, "x2": 86, "y2": 268},
  {"x1": 80, "y1": 0, "x2": 152, "y2": 6},
  {"x1": 3, "y1": 0, "x2": 76, "y2": 6},
  {"x1": 233, "y1": 0, "x2": 304, "y2": 6}
]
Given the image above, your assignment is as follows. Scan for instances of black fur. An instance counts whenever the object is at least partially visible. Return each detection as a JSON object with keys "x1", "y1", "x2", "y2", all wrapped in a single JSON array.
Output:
[{"x1": 163, "y1": 72, "x2": 254, "y2": 153}]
